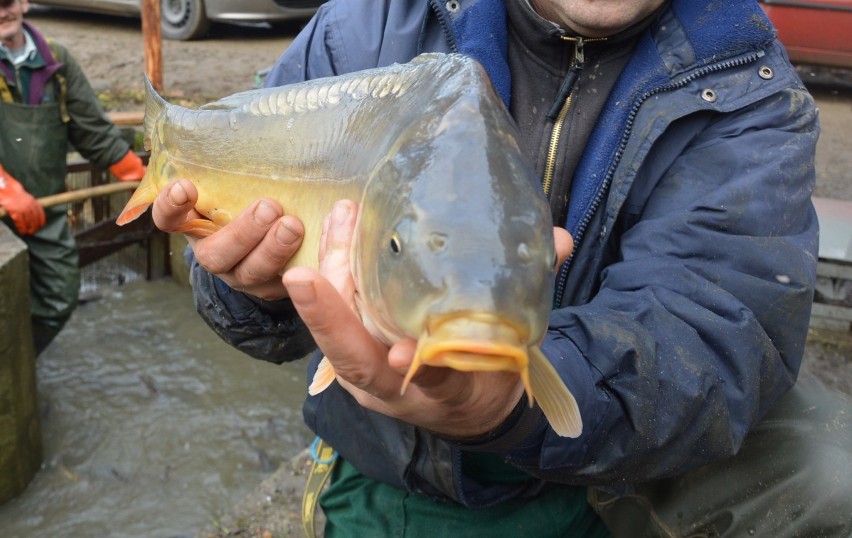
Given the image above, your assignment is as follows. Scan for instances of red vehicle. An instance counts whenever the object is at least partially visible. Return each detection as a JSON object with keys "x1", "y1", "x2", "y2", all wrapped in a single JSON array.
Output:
[{"x1": 759, "y1": 0, "x2": 852, "y2": 68}]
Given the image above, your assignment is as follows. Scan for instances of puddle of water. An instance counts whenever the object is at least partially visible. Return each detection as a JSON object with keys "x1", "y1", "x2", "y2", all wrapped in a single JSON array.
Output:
[{"x1": 0, "y1": 279, "x2": 312, "y2": 537}]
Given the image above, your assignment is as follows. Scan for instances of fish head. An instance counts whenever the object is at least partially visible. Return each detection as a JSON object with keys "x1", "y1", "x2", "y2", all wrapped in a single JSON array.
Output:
[{"x1": 353, "y1": 94, "x2": 555, "y2": 369}]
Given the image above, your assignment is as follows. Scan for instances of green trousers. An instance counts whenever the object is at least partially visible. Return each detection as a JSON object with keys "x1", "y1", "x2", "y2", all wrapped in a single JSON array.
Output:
[
  {"x1": 322, "y1": 458, "x2": 611, "y2": 538},
  {"x1": 20, "y1": 208, "x2": 80, "y2": 355},
  {"x1": 319, "y1": 373, "x2": 850, "y2": 537}
]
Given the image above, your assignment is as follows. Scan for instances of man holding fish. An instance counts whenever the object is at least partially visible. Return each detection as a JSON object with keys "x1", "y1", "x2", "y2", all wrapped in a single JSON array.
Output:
[{"x1": 146, "y1": 0, "x2": 851, "y2": 535}]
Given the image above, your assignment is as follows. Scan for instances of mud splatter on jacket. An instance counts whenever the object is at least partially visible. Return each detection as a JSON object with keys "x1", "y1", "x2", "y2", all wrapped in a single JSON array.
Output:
[{"x1": 187, "y1": 0, "x2": 819, "y2": 504}]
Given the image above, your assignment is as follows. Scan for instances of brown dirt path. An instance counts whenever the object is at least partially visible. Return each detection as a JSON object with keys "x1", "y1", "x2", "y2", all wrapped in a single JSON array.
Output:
[{"x1": 27, "y1": 6, "x2": 299, "y2": 103}]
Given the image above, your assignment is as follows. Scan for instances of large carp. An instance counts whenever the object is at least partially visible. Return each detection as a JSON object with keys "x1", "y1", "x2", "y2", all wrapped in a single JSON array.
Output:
[{"x1": 117, "y1": 53, "x2": 582, "y2": 437}]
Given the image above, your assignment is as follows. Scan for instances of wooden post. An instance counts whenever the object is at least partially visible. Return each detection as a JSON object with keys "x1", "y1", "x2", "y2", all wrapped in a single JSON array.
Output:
[{"x1": 141, "y1": 0, "x2": 163, "y2": 92}]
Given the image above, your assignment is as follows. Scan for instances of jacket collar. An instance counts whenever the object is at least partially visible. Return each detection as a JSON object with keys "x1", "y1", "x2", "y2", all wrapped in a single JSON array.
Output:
[
  {"x1": 565, "y1": 0, "x2": 777, "y2": 233},
  {"x1": 21, "y1": 21, "x2": 63, "y2": 105},
  {"x1": 438, "y1": 0, "x2": 777, "y2": 97},
  {"x1": 0, "y1": 26, "x2": 38, "y2": 66}
]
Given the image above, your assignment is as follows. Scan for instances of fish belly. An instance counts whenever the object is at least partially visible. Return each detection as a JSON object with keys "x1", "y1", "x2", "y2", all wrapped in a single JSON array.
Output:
[{"x1": 172, "y1": 160, "x2": 364, "y2": 271}]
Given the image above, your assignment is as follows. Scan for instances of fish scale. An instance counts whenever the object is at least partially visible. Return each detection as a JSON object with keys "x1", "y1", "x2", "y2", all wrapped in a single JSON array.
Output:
[{"x1": 117, "y1": 52, "x2": 583, "y2": 438}]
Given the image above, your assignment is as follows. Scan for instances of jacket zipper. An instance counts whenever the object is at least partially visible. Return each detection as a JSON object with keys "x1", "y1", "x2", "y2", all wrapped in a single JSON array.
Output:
[
  {"x1": 552, "y1": 50, "x2": 765, "y2": 304},
  {"x1": 542, "y1": 36, "x2": 605, "y2": 198},
  {"x1": 427, "y1": 0, "x2": 460, "y2": 53}
]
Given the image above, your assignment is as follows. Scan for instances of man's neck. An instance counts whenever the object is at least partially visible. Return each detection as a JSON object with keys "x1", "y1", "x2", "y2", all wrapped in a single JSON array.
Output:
[{"x1": 0, "y1": 26, "x2": 35, "y2": 66}]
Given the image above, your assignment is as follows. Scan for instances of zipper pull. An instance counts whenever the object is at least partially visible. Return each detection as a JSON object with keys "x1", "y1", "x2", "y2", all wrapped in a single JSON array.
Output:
[
  {"x1": 572, "y1": 36, "x2": 586, "y2": 66},
  {"x1": 546, "y1": 38, "x2": 586, "y2": 121}
]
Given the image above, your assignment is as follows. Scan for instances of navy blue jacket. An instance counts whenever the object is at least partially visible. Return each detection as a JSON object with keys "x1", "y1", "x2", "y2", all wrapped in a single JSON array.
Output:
[{"x1": 188, "y1": 0, "x2": 819, "y2": 505}]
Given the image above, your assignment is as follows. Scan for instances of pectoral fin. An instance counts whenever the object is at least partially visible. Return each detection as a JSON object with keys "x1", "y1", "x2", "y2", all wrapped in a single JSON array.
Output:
[
  {"x1": 174, "y1": 218, "x2": 222, "y2": 237},
  {"x1": 529, "y1": 347, "x2": 582, "y2": 438},
  {"x1": 308, "y1": 356, "x2": 337, "y2": 396}
]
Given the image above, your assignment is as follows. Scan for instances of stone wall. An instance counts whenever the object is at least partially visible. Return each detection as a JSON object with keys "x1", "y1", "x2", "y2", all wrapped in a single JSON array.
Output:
[{"x1": 0, "y1": 223, "x2": 42, "y2": 505}]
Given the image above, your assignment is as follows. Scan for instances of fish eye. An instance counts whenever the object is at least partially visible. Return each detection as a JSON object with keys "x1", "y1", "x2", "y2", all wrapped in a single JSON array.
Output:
[{"x1": 390, "y1": 232, "x2": 403, "y2": 255}]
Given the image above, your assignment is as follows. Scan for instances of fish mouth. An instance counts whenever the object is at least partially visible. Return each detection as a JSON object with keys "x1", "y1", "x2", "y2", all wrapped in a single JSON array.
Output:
[{"x1": 402, "y1": 312, "x2": 534, "y2": 402}]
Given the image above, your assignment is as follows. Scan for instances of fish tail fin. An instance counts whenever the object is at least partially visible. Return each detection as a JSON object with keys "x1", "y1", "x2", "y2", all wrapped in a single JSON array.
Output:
[
  {"x1": 308, "y1": 356, "x2": 337, "y2": 396},
  {"x1": 174, "y1": 218, "x2": 222, "y2": 237},
  {"x1": 528, "y1": 347, "x2": 583, "y2": 438},
  {"x1": 143, "y1": 74, "x2": 168, "y2": 152},
  {"x1": 115, "y1": 173, "x2": 158, "y2": 225},
  {"x1": 116, "y1": 76, "x2": 170, "y2": 226}
]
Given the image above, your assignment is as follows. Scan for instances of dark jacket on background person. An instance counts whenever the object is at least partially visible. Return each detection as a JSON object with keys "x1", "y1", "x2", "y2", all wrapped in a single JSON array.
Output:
[
  {"x1": 186, "y1": 0, "x2": 819, "y2": 507},
  {"x1": 0, "y1": 22, "x2": 131, "y2": 178},
  {"x1": 0, "y1": 21, "x2": 133, "y2": 350}
]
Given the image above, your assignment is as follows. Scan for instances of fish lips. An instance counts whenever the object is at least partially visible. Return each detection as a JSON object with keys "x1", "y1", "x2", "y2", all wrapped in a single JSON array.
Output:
[{"x1": 400, "y1": 312, "x2": 533, "y2": 393}]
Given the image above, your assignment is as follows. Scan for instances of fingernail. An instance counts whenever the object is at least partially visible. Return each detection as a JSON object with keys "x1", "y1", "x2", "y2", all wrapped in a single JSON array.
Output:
[
  {"x1": 254, "y1": 201, "x2": 278, "y2": 226},
  {"x1": 168, "y1": 182, "x2": 188, "y2": 206},
  {"x1": 286, "y1": 280, "x2": 316, "y2": 305},
  {"x1": 276, "y1": 219, "x2": 301, "y2": 247},
  {"x1": 331, "y1": 201, "x2": 350, "y2": 227}
]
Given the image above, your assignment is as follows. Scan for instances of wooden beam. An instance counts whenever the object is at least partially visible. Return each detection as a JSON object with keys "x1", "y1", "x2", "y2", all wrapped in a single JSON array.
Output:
[
  {"x1": 0, "y1": 182, "x2": 140, "y2": 219},
  {"x1": 141, "y1": 0, "x2": 163, "y2": 92},
  {"x1": 108, "y1": 111, "x2": 145, "y2": 126},
  {"x1": 76, "y1": 212, "x2": 163, "y2": 268}
]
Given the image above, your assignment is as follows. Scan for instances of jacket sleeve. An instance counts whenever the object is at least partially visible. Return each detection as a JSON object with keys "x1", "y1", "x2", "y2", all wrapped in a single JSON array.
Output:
[
  {"x1": 58, "y1": 47, "x2": 130, "y2": 169},
  {"x1": 264, "y1": 0, "x2": 425, "y2": 87},
  {"x1": 463, "y1": 84, "x2": 819, "y2": 489},
  {"x1": 187, "y1": 252, "x2": 316, "y2": 363}
]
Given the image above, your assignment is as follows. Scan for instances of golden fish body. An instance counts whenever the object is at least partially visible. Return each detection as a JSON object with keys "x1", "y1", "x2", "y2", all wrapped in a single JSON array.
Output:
[
  {"x1": 119, "y1": 58, "x2": 429, "y2": 268},
  {"x1": 118, "y1": 53, "x2": 582, "y2": 437}
]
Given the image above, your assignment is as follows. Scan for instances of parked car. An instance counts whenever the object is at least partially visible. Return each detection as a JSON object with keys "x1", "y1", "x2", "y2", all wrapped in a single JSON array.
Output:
[
  {"x1": 759, "y1": 0, "x2": 852, "y2": 68},
  {"x1": 31, "y1": 0, "x2": 326, "y2": 41}
]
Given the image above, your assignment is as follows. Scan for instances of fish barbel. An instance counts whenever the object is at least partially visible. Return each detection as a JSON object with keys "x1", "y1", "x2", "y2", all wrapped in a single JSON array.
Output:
[{"x1": 117, "y1": 53, "x2": 582, "y2": 437}]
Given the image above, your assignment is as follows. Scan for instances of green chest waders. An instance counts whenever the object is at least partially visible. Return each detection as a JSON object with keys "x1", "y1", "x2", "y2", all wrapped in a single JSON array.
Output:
[{"x1": 0, "y1": 99, "x2": 79, "y2": 352}]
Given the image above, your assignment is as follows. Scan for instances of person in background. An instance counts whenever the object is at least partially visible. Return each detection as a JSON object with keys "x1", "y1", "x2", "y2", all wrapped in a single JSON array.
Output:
[
  {"x1": 0, "y1": 0, "x2": 145, "y2": 354},
  {"x1": 151, "y1": 0, "x2": 852, "y2": 536}
]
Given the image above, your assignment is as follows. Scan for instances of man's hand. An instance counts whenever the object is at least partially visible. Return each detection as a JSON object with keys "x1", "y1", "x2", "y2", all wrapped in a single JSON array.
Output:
[
  {"x1": 150, "y1": 178, "x2": 305, "y2": 300},
  {"x1": 0, "y1": 165, "x2": 46, "y2": 235},
  {"x1": 554, "y1": 227, "x2": 573, "y2": 269},
  {"x1": 283, "y1": 200, "x2": 575, "y2": 439}
]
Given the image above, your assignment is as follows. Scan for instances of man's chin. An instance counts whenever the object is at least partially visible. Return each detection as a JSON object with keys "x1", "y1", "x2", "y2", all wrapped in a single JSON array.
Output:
[{"x1": 0, "y1": 27, "x2": 22, "y2": 45}]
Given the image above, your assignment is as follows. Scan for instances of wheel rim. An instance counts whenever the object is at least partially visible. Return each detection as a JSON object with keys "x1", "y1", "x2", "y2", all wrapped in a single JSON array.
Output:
[{"x1": 162, "y1": 0, "x2": 191, "y2": 27}]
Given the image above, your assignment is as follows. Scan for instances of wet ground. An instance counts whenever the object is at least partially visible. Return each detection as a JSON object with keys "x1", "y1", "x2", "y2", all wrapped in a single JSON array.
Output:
[{"x1": 0, "y1": 280, "x2": 313, "y2": 537}]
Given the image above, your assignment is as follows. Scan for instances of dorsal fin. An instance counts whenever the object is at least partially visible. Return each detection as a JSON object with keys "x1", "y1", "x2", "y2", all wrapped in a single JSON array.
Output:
[{"x1": 142, "y1": 75, "x2": 169, "y2": 152}]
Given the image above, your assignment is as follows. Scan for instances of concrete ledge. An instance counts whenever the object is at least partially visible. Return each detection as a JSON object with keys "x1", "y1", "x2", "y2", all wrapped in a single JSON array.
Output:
[{"x1": 0, "y1": 224, "x2": 42, "y2": 505}]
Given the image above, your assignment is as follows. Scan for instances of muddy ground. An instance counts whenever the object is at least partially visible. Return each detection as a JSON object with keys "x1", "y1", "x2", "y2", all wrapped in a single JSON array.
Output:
[
  {"x1": 27, "y1": 6, "x2": 299, "y2": 103},
  {"x1": 24, "y1": 7, "x2": 852, "y2": 537}
]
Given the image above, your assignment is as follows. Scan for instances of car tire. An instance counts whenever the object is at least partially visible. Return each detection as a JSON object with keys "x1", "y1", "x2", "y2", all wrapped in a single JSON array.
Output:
[{"x1": 161, "y1": 0, "x2": 211, "y2": 41}]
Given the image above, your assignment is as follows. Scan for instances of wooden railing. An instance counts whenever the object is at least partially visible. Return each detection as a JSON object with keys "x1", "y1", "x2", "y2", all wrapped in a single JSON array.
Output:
[{"x1": 64, "y1": 153, "x2": 168, "y2": 277}]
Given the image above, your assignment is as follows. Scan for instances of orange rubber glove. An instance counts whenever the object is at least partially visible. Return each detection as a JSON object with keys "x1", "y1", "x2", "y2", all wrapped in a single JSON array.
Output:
[
  {"x1": 109, "y1": 150, "x2": 147, "y2": 182},
  {"x1": 0, "y1": 164, "x2": 46, "y2": 235}
]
